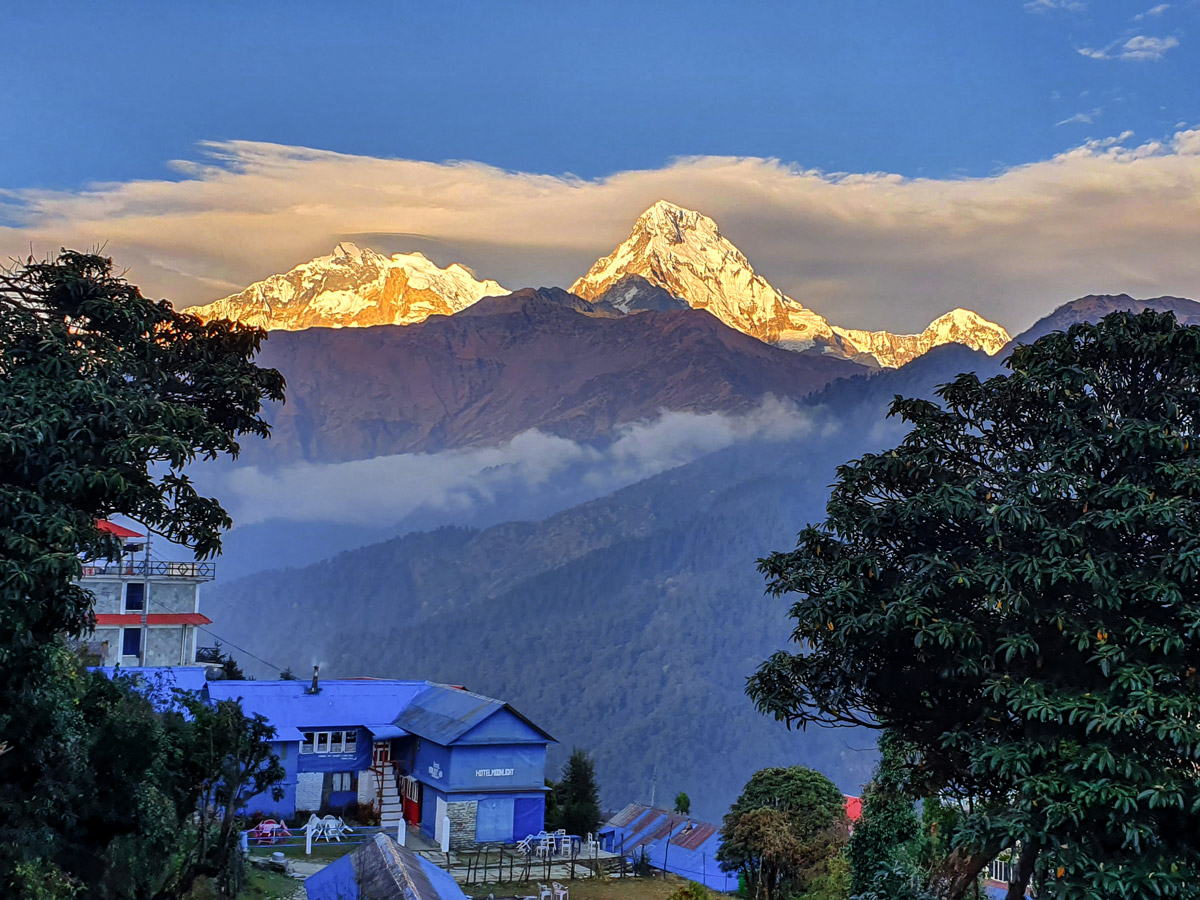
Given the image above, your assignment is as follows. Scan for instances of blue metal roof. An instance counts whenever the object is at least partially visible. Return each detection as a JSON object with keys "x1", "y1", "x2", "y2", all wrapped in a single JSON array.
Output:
[
  {"x1": 601, "y1": 803, "x2": 731, "y2": 892},
  {"x1": 92, "y1": 666, "x2": 209, "y2": 712},
  {"x1": 394, "y1": 683, "x2": 554, "y2": 745},
  {"x1": 205, "y1": 678, "x2": 428, "y2": 736}
]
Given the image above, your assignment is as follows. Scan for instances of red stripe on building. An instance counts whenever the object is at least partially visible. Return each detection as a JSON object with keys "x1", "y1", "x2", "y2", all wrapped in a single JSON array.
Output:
[
  {"x1": 94, "y1": 613, "x2": 212, "y2": 626},
  {"x1": 96, "y1": 520, "x2": 143, "y2": 538}
]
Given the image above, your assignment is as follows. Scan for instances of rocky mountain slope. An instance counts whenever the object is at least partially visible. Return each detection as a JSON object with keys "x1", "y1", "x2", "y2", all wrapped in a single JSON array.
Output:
[
  {"x1": 571, "y1": 201, "x2": 1011, "y2": 365},
  {"x1": 187, "y1": 242, "x2": 506, "y2": 330},
  {"x1": 236, "y1": 288, "x2": 865, "y2": 465}
]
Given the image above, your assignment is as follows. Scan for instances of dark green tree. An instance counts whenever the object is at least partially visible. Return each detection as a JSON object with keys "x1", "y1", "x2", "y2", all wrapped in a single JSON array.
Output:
[
  {"x1": 674, "y1": 791, "x2": 691, "y2": 816},
  {"x1": 552, "y1": 748, "x2": 602, "y2": 838},
  {"x1": 848, "y1": 733, "x2": 921, "y2": 897},
  {"x1": 750, "y1": 310, "x2": 1200, "y2": 899},
  {"x1": 0, "y1": 251, "x2": 284, "y2": 893},
  {"x1": 716, "y1": 766, "x2": 849, "y2": 900}
]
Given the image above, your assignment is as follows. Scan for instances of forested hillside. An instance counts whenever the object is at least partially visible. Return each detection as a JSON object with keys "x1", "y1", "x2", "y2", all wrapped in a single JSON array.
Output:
[{"x1": 207, "y1": 343, "x2": 993, "y2": 821}]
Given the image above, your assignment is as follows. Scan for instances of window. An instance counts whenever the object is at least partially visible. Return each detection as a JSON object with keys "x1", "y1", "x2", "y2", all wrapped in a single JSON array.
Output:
[
  {"x1": 124, "y1": 582, "x2": 145, "y2": 612},
  {"x1": 299, "y1": 730, "x2": 357, "y2": 755},
  {"x1": 121, "y1": 628, "x2": 141, "y2": 658},
  {"x1": 331, "y1": 772, "x2": 353, "y2": 792}
]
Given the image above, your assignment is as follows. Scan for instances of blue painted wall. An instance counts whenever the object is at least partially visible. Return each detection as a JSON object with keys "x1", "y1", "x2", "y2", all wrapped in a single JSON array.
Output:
[
  {"x1": 456, "y1": 709, "x2": 550, "y2": 744},
  {"x1": 241, "y1": 740, "x2": 298, "y2": 819},
  {"x1": 413, "y1": 739, "x2": 546, "y2": 792},
  {"x1": 296, "y1": 727, "x2": 370, "y2": 773},
  {"x1": 448, "y1": 744, "x2": 546, "y2": 791}
]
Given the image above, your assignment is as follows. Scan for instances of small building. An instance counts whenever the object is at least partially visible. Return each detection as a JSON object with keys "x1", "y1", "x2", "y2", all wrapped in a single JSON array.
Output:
[
  {"x1": 305, "y1": 833, "x2": 468, "y2": 900},
  {"x1": 205, "y1": 675, "x2": 554, "y2": 848},
  {"x1": 80, "y1": 521, "x2": 217, "y2": 668}
]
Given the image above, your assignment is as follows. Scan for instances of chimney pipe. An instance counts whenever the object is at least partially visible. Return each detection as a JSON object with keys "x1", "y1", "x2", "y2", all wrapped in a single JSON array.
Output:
[{"x1": 306, "y1": 665, "x2": 321, "y2": 694}]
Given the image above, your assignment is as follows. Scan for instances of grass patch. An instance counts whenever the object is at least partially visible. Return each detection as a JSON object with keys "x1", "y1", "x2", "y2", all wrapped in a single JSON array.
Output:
[
  {"x1": 467, "y1": 874, "x2": 727, "y2": 900},
  {"x1": 247, "y1": 840, "x2": 357, "y2": 861},
  {"x1": 241, "y1": 868, "x2": 302, "y2": 900}
]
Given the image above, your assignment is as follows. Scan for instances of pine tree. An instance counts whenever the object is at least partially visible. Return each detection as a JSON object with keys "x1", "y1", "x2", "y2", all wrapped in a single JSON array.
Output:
[{"x1": 553, "y1": 749, "x2": 601, "y2": 837}]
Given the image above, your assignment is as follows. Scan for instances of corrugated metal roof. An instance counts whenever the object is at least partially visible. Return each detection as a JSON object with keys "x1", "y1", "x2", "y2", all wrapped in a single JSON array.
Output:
[
  {"x1": 205, "y1": 679, "x2": 428, "y2": 733},
  {"x1": 305, "y1": 833, "x2": 467, "y2": 900},
  {"x1": 394, "y1": 683, "x2": 554, "y2": 745},
  {"x1": 607, "y1": 803, "x2": 649, "y2": 828},
  {"x1": 672, "y1": 822, "x2": 718, "y2": 850}
]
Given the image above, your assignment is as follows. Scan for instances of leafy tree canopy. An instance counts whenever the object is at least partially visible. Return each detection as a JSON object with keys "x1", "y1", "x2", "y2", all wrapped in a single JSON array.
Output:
[
  {"x1": 0, "y1": 252, "x2": 284, "y2": 893},
  {"x1": 750, "y1": 311, "x2": 1200, "y2": 899},
  {"x1": 716, "y1": 766, "x2": 849, "y2": 900},
  {"x1": 675, "y1": 791, "x2": 692, "y2": 816}
]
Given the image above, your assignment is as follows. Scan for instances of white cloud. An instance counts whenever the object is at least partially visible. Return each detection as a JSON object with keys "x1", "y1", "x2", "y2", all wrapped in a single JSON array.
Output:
[
  {"x1": 1056, "y1": 108, "x2": 1102, "y2": 126},
  {"x1": 4, "y1": 129, "x2": 1200, "y2": 335},
  {"x1": 1080, "y1": 33, "x2": 1180, "y2": 60},
  {"x1": 1025, "y1": 0, "x2": 1086, "y2": 12},
  {"x1": 1119, "y1": 34, "x2": 1179, "y2": 60},
  {"x1": 204, "y1": 399, "x2": 817, "y2": 526},
  {"x1": 1133, "y1": 4, "x2": 1170, "y2": 21}
]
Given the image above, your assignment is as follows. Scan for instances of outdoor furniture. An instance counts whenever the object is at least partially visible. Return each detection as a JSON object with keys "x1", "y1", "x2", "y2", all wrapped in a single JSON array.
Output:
[
  {"x1": 517, "y1": 836, "x2": 533, "y2": 855},
  {"x1": 305, "y1": 814, "x2": 326, "y2": 842},
  {"x1": 558, "y1": 835, "x2": 577, "y2": 857},
  {"x1": 553, "y1": 881, "x2": 569, "y2": 900},
  {"x1": 583, "y1": 832, "x2": 599, "y2": 855},
  {"x1": 251, "y1": 819, "x2": 279, "y2": 844},
  {"x1": 537, "y1": 835, "x2": 555, "y2": 859},
  {"x1": 537, "y1": 884, "x2": 552, "y2": 900},
  {"x1": 320, "y1": 815, "x2": 353, "y2": 842}
]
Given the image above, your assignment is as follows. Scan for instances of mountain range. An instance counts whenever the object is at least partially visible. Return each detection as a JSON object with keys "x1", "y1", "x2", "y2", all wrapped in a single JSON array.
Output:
[
  {"x1": 200, "y1": 286, "x2": 1200, "y2": 822},
  {"x1": 187, "y1": 201, "x2": 1010, "y2": 369}
]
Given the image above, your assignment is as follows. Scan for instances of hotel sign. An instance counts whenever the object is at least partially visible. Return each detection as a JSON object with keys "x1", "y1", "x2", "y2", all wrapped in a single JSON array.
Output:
[{"x1": 475, "y1": 767, "x2": 515, "y2": 778}]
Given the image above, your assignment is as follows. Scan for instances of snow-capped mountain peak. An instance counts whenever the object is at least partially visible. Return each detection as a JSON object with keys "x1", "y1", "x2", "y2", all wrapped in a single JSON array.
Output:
[
  {"x1": 186, "y1": 245, "x2": 507, "y2": 331},
  {"x1": 572, "y1": 201, "x2": 1011, "y2": 366},
  {"x1": 571, "y1": 201, "x2": 835, "y2": 349},
  {"x1": 832, "y1": 307, "x2": 1011, "y2": 368}
]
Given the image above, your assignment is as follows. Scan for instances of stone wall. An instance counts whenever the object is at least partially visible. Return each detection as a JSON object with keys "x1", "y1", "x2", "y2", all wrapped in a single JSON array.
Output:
[
  {"x1": 296, "y1": 772, "x2": 323, "y2": 812},
  {"x1": 149, "y1": 581, "x2": 196, "y2": 613},
  {"x1": 89, "y1": 582, "x2": 122, "y2": 614},
  {"x1": 447, "y1": 800, "x2": 478, "y2": 849},
  {"x1": 145, "y1": 626, "x2": 186, "y2": 666}
]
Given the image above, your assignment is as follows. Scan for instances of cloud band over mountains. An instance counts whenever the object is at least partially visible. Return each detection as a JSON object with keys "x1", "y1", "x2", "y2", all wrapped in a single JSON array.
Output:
[
  {"x1": 4, "y1": 129, "x2": 1200, "y2": 333},
  {"x1": 202, "y1": 400, "x2": 819, "y2": 528}
]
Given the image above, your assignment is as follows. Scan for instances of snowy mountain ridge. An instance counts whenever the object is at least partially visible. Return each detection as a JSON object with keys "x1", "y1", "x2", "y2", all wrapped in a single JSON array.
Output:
[
  {"x1": 571, "y1": 201, "x2": 1010, "y2": 366},
  {"x1": 186, "y1": 202, "x2": 1009, "y2": 367},
  {"x1": 187, "y1": 243, "x2": 507, "y2": 330}
]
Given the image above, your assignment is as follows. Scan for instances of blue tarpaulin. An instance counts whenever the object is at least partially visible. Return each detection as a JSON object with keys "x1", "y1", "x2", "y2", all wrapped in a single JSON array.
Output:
[{"x1": 305, "y1": 833, "x2": 467, "y2": 900}]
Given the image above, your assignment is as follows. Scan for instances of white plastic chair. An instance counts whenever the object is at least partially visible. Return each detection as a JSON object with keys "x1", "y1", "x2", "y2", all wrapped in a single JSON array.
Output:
[
  {"x1": 553, "y1": 881, "x2": 569, "y2": 900},
  {"x1": 537, "y1": 883, "x2": 552, "y2": 900}
]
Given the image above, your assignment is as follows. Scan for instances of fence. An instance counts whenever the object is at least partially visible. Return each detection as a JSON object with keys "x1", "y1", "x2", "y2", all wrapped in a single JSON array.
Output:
[
  {"x1": 460, "y1": 840, "x2": 619, "y2": 887},
  {"x1": 80, "y1": 560, "x2": 216, "y2": 579},
  {"x1": 240, "y1": 820, "x2": 368, "y2": 857}
]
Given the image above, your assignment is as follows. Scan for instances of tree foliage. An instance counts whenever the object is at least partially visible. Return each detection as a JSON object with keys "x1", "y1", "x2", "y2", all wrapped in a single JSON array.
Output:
[
  {"x1": 751, "y1": 311, "x2": 1200, "y2": 899},
  {"x1": 675, "y1": 791, "x2": 692, "y2": 816},
  {"x1": 551, "y1": 748, "x2": 602, "y2": 837},
  {"x1": 0, "y1": 252, "x2": 285, "y2": 893},
  {"x1": 716, "y1": 766, "x2": 850, "y2": 900},
  {"x1": 847, "y1": 732, "x2": 921, "y2": 897}
]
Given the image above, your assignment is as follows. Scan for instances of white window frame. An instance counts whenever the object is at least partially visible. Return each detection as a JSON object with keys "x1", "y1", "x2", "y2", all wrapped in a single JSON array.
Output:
[
  {"x1": 299, "y1": 730, "x2": 357, "y2": 755},
  {"x1": 332, "y1": 772, "x2": 352, "y2": 792},
  {"x1": 123, "y1": 581, "x2": 146, "y2": 613}
]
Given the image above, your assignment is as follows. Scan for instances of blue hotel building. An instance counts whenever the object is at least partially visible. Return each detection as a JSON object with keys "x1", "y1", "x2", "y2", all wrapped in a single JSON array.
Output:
[{"x1": 204, "y1": 676, "x2": 554, "y2": 848}]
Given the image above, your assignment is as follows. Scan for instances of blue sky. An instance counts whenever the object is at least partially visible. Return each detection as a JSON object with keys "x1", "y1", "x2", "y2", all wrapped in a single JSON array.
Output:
[
  {"x1": 3, "y1": 0, "x2": 1194, "y2": 189},
  {"x1": 3, "y1": 1, "x2": 1199, "y2": 333}
]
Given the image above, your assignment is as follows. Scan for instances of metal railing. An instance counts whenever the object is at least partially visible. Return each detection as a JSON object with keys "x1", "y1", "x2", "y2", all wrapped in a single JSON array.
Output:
[
  {"x1": 195, "y1": 646, "x2": 223, "y2": 664},
  {"x1": 80, "y1": 560, "x2": 216, "y2": 580}
]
